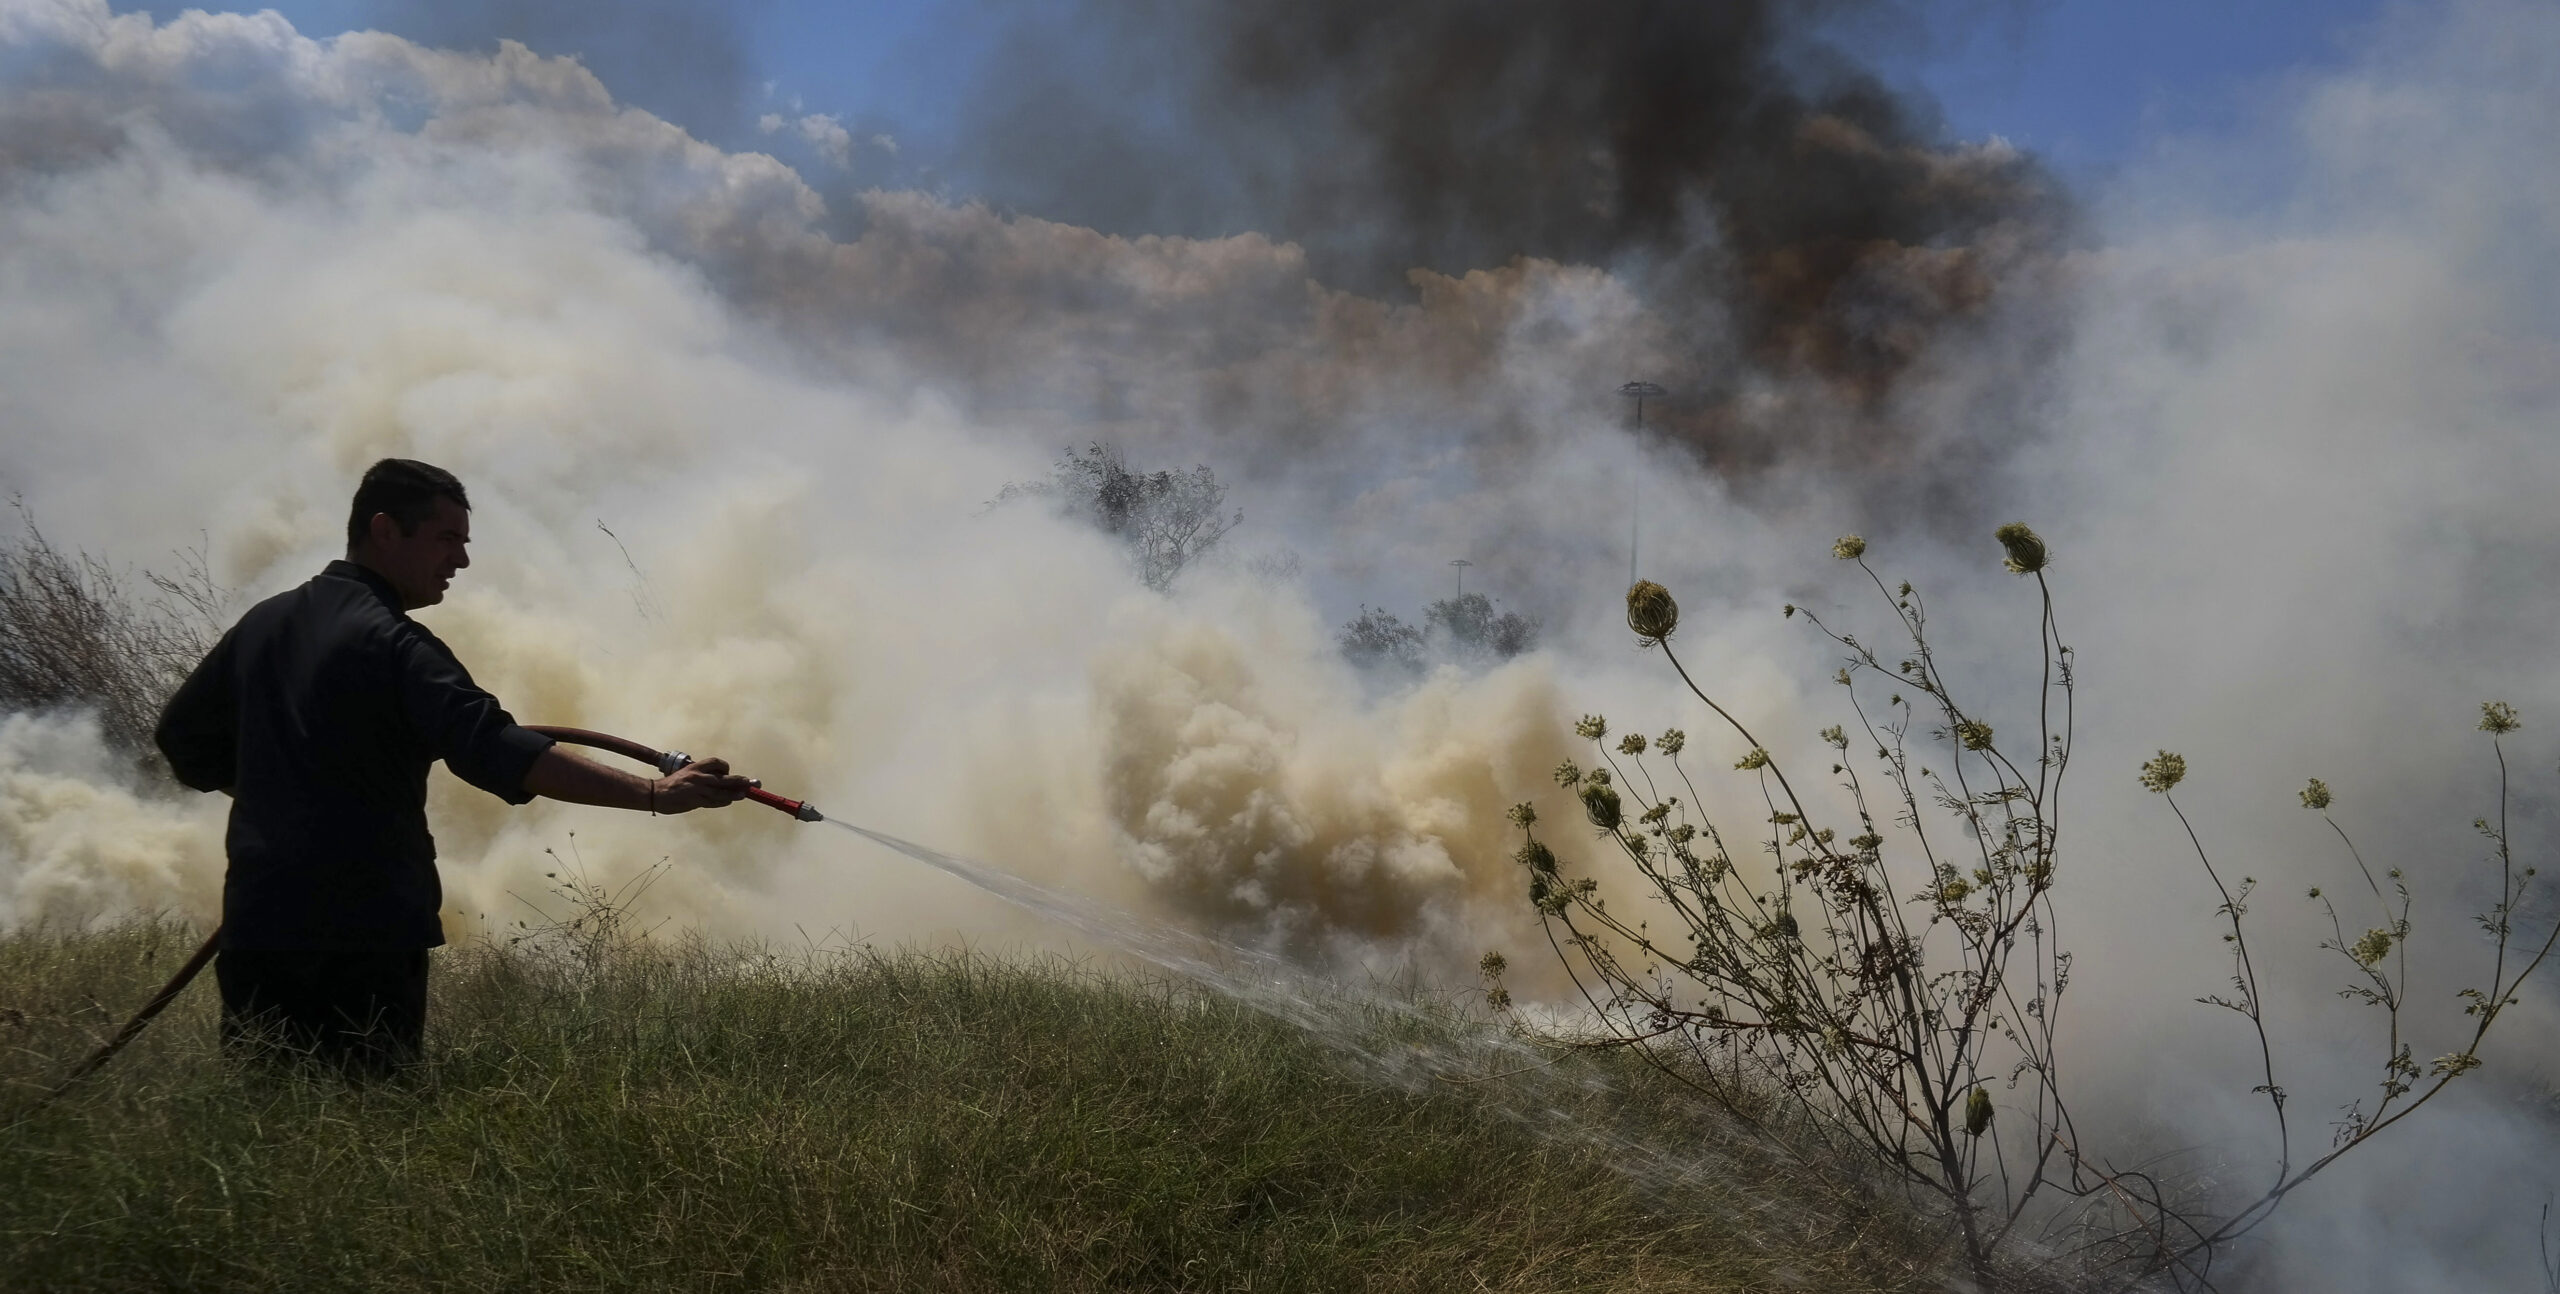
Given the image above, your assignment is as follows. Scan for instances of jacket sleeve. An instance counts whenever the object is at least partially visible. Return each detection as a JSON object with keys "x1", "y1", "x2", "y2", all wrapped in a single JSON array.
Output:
[
  {"x1": 154, "y1": 627, "x2": 240, "y2": 792},
  {"x1": 393, "y1": 629, "x2": 556, "y2": 805}
]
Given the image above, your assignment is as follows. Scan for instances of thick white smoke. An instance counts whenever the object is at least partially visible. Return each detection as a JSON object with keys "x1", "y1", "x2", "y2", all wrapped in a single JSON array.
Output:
[
  {"x1": 1998, "y1": 3, "x2": 2560, "y2": 1284},
  {"x1": 0, "y1": 0, "x2": 1627, "y2": 968},
  {"x1": 0, "y1": 0, "x2": 2556, "y2": 1286}
]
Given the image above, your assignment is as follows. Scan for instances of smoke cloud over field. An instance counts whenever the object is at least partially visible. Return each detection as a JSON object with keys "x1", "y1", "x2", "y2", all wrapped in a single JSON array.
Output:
[
  {"x1": 0, "y1": 0, "x2": 2557, "y2": 1284},
  {"x1": 0, "y1": 0, "x2": 1626, "y2": 964}
]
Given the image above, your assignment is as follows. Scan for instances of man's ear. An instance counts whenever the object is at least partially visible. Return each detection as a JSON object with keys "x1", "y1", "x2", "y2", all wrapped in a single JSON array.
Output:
[{"x1": 366, "y1": 511, "x2": 400, "y2": 552}]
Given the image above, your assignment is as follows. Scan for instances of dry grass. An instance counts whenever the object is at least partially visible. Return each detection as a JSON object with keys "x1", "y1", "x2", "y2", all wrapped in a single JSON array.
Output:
[{"x1": 0, "y1": 920, "x2": 1977, "y2": 1293}]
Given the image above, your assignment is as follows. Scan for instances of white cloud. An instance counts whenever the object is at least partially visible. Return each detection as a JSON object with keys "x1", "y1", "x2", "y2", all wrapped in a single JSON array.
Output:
[{"x1": 792, "y1": 111, "x2": 852, "y2": 167}]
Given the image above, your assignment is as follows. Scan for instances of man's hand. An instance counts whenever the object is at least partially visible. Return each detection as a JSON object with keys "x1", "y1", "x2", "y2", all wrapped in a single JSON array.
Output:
[{"x1": 651, "y1": 758, "x2": 753, "y2": 814}]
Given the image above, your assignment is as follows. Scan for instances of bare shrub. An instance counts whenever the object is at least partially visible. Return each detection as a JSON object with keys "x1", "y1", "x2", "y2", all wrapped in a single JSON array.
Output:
[
  {"x1": 0, "y1": 505, "x2": 226, "y2": 768},
  {"x1": 1498, "y1": 527, "x2": 2558, "y2": 1289},
  {"x1": 1336, "y1": 604, "x2": 1424, "y2": 676},
  {"x1": 1423, "y1": 591, "x2": 1539, "y2": 664},
  {"x1": 993, "y1": 443, "x2": 1240, "y2": 593},
  {"x1": 1338, "y1": 593, "x2": 1538, "y2": 677}
]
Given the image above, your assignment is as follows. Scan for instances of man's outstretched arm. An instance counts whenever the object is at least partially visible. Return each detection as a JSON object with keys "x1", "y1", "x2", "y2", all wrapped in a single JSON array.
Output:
[{"x1": 521, "y1": 745, "x2": 752, "y2": 814}]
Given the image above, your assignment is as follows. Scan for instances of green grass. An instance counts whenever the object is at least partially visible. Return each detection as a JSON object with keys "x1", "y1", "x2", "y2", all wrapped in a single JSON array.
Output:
[{"x1": 0, "y1": 920, "x2": 1963, "y2": 1292}]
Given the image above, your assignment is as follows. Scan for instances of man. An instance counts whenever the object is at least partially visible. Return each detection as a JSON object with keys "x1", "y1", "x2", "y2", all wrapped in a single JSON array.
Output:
[{"x1": 154, "y1": 458, "x2": 749, "y2": 1076}]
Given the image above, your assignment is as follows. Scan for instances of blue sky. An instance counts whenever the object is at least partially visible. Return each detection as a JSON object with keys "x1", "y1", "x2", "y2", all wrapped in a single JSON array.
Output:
[{"x1": 133, "y1": 0, "x2": 2397, "y2": 194}]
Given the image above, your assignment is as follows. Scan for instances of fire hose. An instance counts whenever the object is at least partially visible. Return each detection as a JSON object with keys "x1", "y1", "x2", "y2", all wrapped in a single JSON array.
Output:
[{"x1": 23, "y1": 726, "x2": 820, "y2": 1113}]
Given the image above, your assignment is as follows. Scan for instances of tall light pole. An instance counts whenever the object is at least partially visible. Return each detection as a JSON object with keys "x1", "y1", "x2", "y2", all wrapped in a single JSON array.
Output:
[
  {"x1": 1449, "y1": 558, "x2": 1472, "y2": 599},
  {"x1": 1617, "y1": 381, "x2": 1666, "y2": 586}
]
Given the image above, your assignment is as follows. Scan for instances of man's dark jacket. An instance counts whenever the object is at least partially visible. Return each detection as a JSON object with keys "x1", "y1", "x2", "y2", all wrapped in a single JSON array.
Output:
[{"x1": 155, "y1": 560, "x2": 554, "y2": 950}]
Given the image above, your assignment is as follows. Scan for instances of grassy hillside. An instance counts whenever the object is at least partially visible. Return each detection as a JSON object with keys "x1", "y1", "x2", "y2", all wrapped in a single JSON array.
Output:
[{"x1": 1, "y1": 920, "x2": 1963, "y2": 1292}]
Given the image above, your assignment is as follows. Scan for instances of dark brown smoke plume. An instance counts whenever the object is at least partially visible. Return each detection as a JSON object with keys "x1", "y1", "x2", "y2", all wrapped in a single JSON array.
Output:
[{"x1": 969, "y1": 0, "x2": 2073, "y2": 482}]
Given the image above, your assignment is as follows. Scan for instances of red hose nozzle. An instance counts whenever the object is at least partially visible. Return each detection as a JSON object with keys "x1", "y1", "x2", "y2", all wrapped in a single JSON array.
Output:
[{"x1": 744, "y1": 787, "x2": 824, "y2": 822}]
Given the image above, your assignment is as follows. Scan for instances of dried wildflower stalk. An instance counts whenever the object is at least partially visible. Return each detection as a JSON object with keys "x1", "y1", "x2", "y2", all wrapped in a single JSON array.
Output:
[
  {"x1": 2128, "y1": 703, "x2": 2560, "y2": 1286},
  {"x1": 1511, "y1": 526, "x2": 2076, "y2": 1286},
  {"x1": 1508, "y1": 522, "x2": 2560, "y2": 1291}
]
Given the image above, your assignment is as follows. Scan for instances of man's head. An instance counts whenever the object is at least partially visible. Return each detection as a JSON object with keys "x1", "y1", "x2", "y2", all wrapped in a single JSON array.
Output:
[{"x1": 346, "y1": 458, "x2": 471, "y2": 610}]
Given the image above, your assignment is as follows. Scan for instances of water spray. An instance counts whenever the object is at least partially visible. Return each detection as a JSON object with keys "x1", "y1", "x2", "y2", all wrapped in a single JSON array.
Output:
[{"x1": 18, "y1": 725, "x2": 821, "y2": 1118}]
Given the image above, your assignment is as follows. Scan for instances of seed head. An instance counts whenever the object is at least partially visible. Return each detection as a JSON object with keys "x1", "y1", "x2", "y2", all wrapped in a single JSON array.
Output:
[
  {"x1": 1619, "y1": 732, "x2": 1648, "y2": 756},
  {"x1": 1820, "y1": 725, "x2": 1847, "y2": 749},
  {"x1": 1955, "y1": 720, "x2": 1994, "y2": 752},
  {"x1": 1833, "y1": 535, "x2": 1867, "y2": 561},
  {"x1": 1657, "y1": 728, "x2": 1686, "y2": 756},
  {"x1": 1995, "y1": 522, "x2": 2047, "y2": 574},
  {"x1": 1626, "y1": 581, "x2": 1679, "y2": 645},
  {"x1": 1514, "y1": 840, "x2": 1558, "y2": 875},
  {"x1": 1479, "y1": 951, "x2": 1507, "y2": 980},
  {"x1": 2299, "y1": 778, "x2": 2332, "y2": 811},
  {"x1": 1506, "y1": 802, "x2": 1538, "y2": 829},
  {"x1": 2480, "y1": 701, "x2": 2521, "y2": 735},
  {"x1": 1576, "y1": 714, "x2": 1609, "y2": 741},
  {"x1": 2139, "y1": 750, "x2": 2187, "y2": 794},
  {"x1": 1553, "y1": 759, "x2": 1582, "y2": 787},
  {"x1": 1966, "y1": 1087, "x2": 1995, "y2": 1137},
  {"x1": 1736, "y1": 747, "x2": 1770, "y2": 772},
  {"x1": 1581, "y1": 781, "x2": 1624, "y2": 831}
]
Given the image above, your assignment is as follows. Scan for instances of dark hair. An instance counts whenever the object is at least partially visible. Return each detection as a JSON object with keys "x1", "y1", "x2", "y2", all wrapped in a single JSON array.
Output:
[{"x1": 345, "y1": 458, "x2": 469, "y2": 552}]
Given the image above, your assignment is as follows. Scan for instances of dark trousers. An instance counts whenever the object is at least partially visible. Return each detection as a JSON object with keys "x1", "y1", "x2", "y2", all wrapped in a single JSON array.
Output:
[{"x1": 215, "y1": 947, "x2": 429, "y2": 1078}]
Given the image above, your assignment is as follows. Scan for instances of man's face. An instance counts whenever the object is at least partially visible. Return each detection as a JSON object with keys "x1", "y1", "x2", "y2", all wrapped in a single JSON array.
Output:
[{"x1": 364, "y1": 495, "x2": 471, "y2": 610}]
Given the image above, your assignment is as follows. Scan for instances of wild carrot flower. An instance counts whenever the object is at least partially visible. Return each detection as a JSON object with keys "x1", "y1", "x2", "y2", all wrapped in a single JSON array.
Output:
[
  {"x1": 1996, "y1": 522, "x2": 2047, "y2": 574},
  {"x1": 1626, "y1": 581, "x2": 1679, "y2": 645},
  {"x1": 2139, "y1": 751, "x2": 2186, "y2": 794},
  {"x1": 2351, "y1": 928, "x2": 2394, "y2": 967},
  {"x1": 1581, "y1": 780, "x2": 1624, "y2": 831}
]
